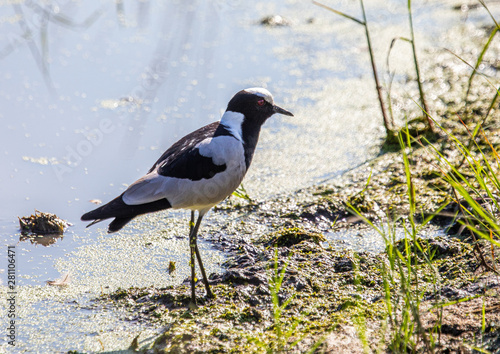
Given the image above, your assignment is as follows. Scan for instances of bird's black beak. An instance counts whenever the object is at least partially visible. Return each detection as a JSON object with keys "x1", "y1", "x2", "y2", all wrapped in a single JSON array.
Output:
[{"x1": 273, "y1": 104, "x2": 294, "y2": 117}]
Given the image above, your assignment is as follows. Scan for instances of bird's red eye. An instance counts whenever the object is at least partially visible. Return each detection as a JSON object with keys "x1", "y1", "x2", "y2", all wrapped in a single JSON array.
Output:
[{"x1": 257, "y1": 99, "x2": 265, "y2": 106}]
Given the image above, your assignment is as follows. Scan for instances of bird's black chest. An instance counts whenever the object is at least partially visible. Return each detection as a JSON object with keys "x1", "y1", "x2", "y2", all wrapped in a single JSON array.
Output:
[{"x1": 241, "y1": 120, "x2": 263, "y2": 169}]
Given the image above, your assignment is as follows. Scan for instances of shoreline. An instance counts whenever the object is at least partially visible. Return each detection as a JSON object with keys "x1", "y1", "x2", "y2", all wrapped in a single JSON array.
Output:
[{"x1": 93, "y1": 22, "x2": 500, "y2": 351}]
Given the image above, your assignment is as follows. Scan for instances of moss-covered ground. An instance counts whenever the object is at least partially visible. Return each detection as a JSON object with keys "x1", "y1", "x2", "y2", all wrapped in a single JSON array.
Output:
[{"x1": 95, "y1": 23, "x2": 500, "y2": 353}]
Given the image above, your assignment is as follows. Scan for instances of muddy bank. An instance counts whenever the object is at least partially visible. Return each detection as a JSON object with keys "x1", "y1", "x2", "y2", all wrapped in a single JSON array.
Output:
[
  {"x1": 97, "y1": 202, "x2": 500, "y2": 352},
  {"x1": 91, "y1": 16, "x2": 500, "y2": 354},
  {"x1": 96, "y1": 117, "x2": 500, "y2": 351}
]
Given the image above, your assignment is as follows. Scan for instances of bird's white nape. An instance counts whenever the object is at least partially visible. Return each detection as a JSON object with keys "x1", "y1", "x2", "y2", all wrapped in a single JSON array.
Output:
[
  {"x1": 220, "y1": 111, "x2": 244, "y2": 142},
  {"x1": 243, "y1": 87, "x2": 274, "y2": 104}
]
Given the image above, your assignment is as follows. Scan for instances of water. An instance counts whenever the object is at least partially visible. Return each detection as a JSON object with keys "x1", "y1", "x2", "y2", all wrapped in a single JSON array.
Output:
[
  {"x1": 325, "y1": 225, "x2": 446, "y2": 254},
  {"x1": 0, "y1": 0, "x2": 494, "y2": 351}
]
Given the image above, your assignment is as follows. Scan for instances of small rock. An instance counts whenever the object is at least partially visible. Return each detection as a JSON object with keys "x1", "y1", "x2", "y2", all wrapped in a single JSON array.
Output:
[
  {"x1": 295, "y1": 279, "x2": 309, "y2": 291},
  {"x1": 248, "y1": 295, "x2": 261, "y2": 306},
  {"x1": 220, "y1": 269, "x2": 266, "y2": 286},
  {"x1": 259, "y1": 15, "x2": 291, "y2": 27},
  {"x1": 334, "y1": 258, "x2": 354, "y2": 273},
  {"x1": 440, "y1": 286, "x2": 472, "y2": 300},
  {"x1": 264, "y1": 227, "x2": 326, "y2": 247}
]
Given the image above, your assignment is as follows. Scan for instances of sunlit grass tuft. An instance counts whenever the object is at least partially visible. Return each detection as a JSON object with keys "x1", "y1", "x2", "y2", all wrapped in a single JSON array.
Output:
[
  {"x1": 248, "y1": 248, "x2": 308, "y2": 353},
  {"x1": 348, "y1": 130, "x2": 446, "y2": 352}
]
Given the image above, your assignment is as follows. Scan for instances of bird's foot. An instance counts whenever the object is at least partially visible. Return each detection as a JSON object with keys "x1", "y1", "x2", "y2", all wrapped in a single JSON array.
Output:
[
  {"x1": 206, "y1": 290, "x2": 216, "y2": 299},
  {"x1": 188, "y1": 299, "x2": 198, "y2": 310}
]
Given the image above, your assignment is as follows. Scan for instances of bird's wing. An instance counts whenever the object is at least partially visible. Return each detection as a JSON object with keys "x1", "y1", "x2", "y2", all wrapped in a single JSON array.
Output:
[
  {"x1": 157, "y1": 146, "x2": 227, "y2": 181},
  {"x1": 147, "y1": 121, "x2": 221, "y2": 173},
  {"x1": 121, "y1": 172, "x2": 172, "y2": 205},
  {"x1": 122, "y1": 144, "x2": 228, "y2": 206},
  {"x1": 122, "y1": 123, "x2": 244, "y2": 208}
]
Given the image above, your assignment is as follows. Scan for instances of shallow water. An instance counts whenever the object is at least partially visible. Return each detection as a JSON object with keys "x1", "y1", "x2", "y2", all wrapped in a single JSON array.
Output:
[
  {"x1": 0, "y1": 0, "x2": 496, "y2": 351},
  {"x1": 325, "y1": 225, "x2": 446, "y2": 254}
]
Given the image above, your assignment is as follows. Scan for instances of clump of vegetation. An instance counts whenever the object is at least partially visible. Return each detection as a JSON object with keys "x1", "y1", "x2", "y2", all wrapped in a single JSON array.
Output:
[
  {"x1": 349, "y1": 120, "x2": 500, "y2": 351},
  {"x1": 232, "y1": 183, "x2": 253, "y2": 202},
  {"x1": 18, "y1": 210, "x2": 68, "y2": 235},
  {"x1": 248, "y1": 248, "x2": 303, "y2": 352},
  {"x1": 423, "y1": 119, "x2": 500, "y2": 273}
]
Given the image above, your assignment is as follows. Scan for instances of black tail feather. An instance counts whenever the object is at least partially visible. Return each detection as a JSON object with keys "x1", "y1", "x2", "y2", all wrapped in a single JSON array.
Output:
[
  {"x1": 85, "y1": 219, "x2": 105, "y2": 228},
  {"x1": 108, "y1": 217, "x2": 135, "y2": 233},
  {"x1": 81, "y1": 194, "x2": 171, "y2": 232}
]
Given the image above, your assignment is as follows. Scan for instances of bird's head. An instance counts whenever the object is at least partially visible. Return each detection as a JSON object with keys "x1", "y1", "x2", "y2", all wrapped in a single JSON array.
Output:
[{"x1": 226, "y1": 87, "x2": 293, "y2": 125}]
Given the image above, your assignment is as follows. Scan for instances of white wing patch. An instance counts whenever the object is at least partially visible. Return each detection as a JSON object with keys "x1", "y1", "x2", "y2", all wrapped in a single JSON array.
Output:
[{"x1": 197, "y1": 136, "x2": 241, "y2": 166}]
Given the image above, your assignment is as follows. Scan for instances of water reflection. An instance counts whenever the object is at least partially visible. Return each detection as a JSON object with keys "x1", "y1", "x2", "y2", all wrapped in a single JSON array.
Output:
[
  {"x1": 1, "y1": 0, "x2": 281, "y2": 235},
  {"x1": 4, "y1": 1, "x2": 104, "y2": 92},
  {"x1": 20, "y1": 233, "x2": 64, "y2": 247}
]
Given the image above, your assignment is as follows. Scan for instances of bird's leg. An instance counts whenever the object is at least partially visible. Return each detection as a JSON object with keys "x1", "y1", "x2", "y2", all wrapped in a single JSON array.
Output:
[
  {"x1": 188, "y1": 211, "x2": 214, "y2": 304},
  {"x1": 195, "y1": 238, "x2": 214, "y2": 299},
  {"x1": 190, "y1": 210, "x2": 195, "y2": 234},
  {"x1": 188, "y1": 211, "x2": 198, "y2": 307}
]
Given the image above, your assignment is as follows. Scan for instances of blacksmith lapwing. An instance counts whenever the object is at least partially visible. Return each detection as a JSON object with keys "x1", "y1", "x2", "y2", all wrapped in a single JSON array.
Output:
[{"x1": 81, "y1": 87, "x2": 293, "y2": 305}]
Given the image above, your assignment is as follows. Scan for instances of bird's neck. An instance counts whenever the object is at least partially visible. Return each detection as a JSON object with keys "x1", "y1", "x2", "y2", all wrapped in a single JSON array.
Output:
[
  {"x1": 220, "y1": 110, "x2": 265, "y2": 169},
  {"x1": 241, "y1": 118, "x2": 262, "y2": 169},
  {"x1": 220, "y1": 111, "x2": 244, "y2": 142}
]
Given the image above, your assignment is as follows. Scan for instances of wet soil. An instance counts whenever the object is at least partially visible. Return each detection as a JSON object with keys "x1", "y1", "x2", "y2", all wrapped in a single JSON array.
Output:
[
  {"x1": 99, "y1": 226, "x2": 500, "y2": 352},
  {"x1": 94, "y1": 21, "x2": 500, "y2": 354}
]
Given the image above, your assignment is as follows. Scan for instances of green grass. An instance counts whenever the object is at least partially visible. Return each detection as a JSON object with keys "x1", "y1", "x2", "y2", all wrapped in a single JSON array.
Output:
[
  {"x1": 261, "y1": 2, "x2": 500, "y2": 352},
  {"x1": 247, "y1": 248, "x2": 329, "y2": 353},
  {"x1": 232, "y1": 183, "x2": 253, "y2": 202},
  {"x1": 247, "y1": 248, "x2": 299, "y2": 352},
  {"x1": 346, "y1": 86, "x2": 500, "y2": 351},
  {"x1": 314, "y1": 0, "x2": 436, "y2": 141},
  {"x1": 313, "y1": 0, "x2": 393, "y2": 138},
  {"x1": 348, "y1": 130, "x2": 445, "y2": 352},
  {"x1": 313, "y1": 1, "x2": 500, "y2": 351},
  {"x1": 406, "y1": 0, "x2": 433, "y2": 133},
  {"x1": 422, "y1": 119, "x2": 500, "y2": 271},
  {"x1": 346, "y1": 13, "x2": 500, "y2": 347}
]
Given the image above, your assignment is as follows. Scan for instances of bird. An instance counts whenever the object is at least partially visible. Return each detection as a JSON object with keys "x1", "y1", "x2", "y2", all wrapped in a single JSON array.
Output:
[{"x1": 81, "y1": 87, "x2": 293, "y2": 305}]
